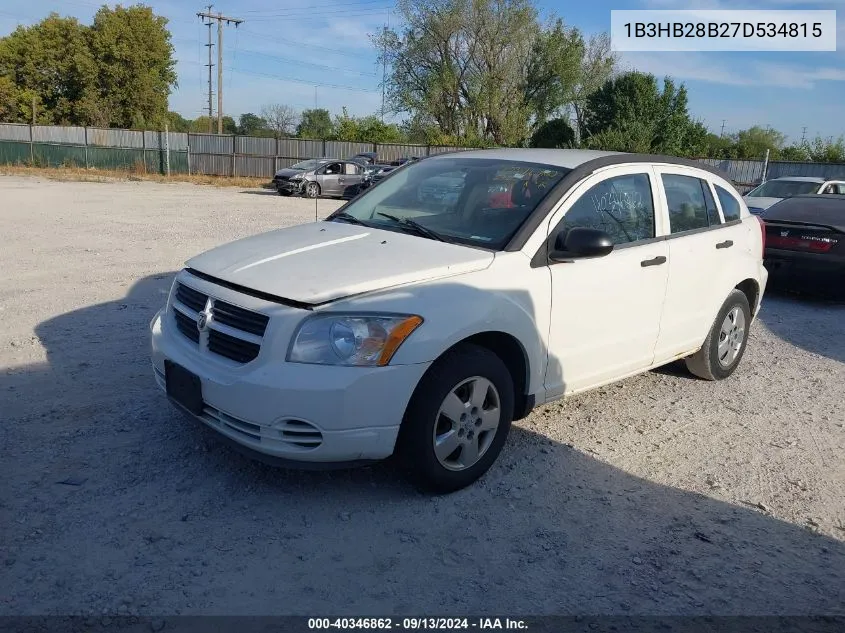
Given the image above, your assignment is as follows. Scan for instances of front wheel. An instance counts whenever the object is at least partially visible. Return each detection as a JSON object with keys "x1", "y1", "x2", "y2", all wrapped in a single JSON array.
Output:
[
  {"x1": 685, "y1": 289, "x2": 751, "y2": 380},
  {"x1": 303, "y1": 181, "x2": 320, "y2": 198},
  {"x1": 396, "y1": 344, "x2": 514, "y2": 493}
]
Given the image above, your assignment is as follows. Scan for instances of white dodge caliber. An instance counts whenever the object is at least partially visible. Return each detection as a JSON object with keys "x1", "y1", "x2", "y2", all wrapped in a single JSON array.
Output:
[{"x1": 150, "y1": 149, "x2": 768, "y2": 492}]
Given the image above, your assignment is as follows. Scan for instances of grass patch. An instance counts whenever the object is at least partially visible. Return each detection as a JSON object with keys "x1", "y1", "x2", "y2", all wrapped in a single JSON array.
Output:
[{"x1": 0, "y1": 165, "x2": 271, "y2": 189}]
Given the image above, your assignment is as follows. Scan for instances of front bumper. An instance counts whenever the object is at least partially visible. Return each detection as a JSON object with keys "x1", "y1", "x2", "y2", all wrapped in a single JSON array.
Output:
[
  {"x1": 150, "y1": 300, "x2": 432, "y2": 464},
  {"x1": 273, "y1": 178, "x2": 304, "y2": 194}
]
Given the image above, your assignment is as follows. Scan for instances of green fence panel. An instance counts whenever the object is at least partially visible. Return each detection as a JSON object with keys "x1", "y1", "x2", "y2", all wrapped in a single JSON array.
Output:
[
  {"x1": 87, "y1": 147, "x2": 146, "y2": 171},
  {"x1": 0, "y1": 140, "x2": 32, "y2": 165},
  {"x1": 32, "y1": 144, "x2": 87, "y2": 168}
]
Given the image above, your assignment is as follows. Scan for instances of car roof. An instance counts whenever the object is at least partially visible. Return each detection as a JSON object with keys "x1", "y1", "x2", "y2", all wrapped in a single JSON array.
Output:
[
  {"x1": 425, "y1": 148, "x2": 730, "y2": 180},
  {"x1": 769, "y1": 176, "x2": 826, "y2": 182}
]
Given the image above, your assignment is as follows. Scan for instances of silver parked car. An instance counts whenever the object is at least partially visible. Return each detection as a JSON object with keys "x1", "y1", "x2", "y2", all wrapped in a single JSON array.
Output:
[
  {"x1": 743, "y1": 176, "x2": 845, "y2": 214},
  {"x1": 273, "y1": 159, "x2": 367, "y2": 199}
]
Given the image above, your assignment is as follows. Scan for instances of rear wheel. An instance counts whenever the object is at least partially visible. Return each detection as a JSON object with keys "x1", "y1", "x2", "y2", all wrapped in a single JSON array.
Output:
[
  {"x1": 396, "y1": 344, "x2": 514, "y2": 493},
  {"x1": 304, "y1": 182, "x2": 320, "y2": 198},
  {"x1": 685, "y1": 289, "x2": 751, "y2": 380}
]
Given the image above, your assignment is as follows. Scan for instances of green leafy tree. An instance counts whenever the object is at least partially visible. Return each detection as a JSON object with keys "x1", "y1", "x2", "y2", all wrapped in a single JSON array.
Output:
[
  {"x1": 296, "y1": 108, "x2": 333, "y2": 138},
  {"x1": 805, "y1": 136, "x2": 845, "y2": 163},
  {"x1": 582, "y1": 72, "x2": 704, "y2": 156},
  {"x1": 86, "y1": 4, "x2": 177, "y2": 128},
  {"x1": 529, "y1": 118, "x2": 576, "y2": 148},
  {"x1": 732, "y1": 125, "x2": 785, "y2": 159},
  {"x1": 222, "y1": 116, "x2": 238, "y2": 135},
  {"x1": 165, "y1": 111, "x2": 192, "y2": 132},
  {"x1": 0, "y1": 13, "x2": 99, "y2": 125},
  {"x1": 238, "y1": 113, "x2": 270, "y2": 136}
]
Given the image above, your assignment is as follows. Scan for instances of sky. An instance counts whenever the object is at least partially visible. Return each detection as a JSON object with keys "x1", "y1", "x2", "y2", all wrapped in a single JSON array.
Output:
[{"x1": 0, "y1": 0, "x2": 843, "y2": 143}]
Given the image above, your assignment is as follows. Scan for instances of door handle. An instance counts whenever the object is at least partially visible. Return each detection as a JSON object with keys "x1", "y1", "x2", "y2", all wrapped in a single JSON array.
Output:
[
  {"x1": 640, "y1": 256, "x2": 667, "y2": 267},
  {"x1": 716, "y1": 240, "x2": 734, "y2": 249}
]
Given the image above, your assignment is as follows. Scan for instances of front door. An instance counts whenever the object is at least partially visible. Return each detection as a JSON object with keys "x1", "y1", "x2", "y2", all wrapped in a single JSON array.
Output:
[
  {"x1": 543, "y1": 167, "x2": 670, "y2": 397},
  {"x1": 319, "y1": 162, "x2": 343, "y2": 195}
]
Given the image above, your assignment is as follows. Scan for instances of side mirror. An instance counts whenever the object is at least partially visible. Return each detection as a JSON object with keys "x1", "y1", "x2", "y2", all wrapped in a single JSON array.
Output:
[{"x1": 549, "y1": 227, "x2": 614, "y2": 262}]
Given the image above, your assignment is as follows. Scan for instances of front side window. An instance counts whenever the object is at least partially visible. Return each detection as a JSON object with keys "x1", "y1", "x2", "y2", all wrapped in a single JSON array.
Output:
[
  {"x1": 715, "y1": 186, "x2": 742, "y2": 222},
  {"x1": 331, "y1": 157, "x2": 570, "y2": 250},
  {"x1": 662, "y1": 174, "x2": 711, "y2": 234},
  {"x1": 558, "y1": 173, "x2": 655, "y2": 245},
  {"x1": 323, "y1": 163, "x2": 342, "y2": 175}
]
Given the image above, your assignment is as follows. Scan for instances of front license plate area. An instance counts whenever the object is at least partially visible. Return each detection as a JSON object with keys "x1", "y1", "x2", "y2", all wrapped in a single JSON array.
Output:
[{"x1": 164, "y1": 360, "x2": 204, "y2": 416}]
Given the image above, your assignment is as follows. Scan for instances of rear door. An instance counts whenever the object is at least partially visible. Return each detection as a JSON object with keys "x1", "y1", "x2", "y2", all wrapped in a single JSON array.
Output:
[
  {"x1": 652, "y1": 168, "x2": 749, "y2": 362},
  {"x1": 340, "y1": 161, "x2": 363, "y2": 196}
]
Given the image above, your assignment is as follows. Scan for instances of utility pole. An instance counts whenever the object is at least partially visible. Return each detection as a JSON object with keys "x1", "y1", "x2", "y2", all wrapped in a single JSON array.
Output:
[
  {"x1": 380, "y1": 11, "x2": 389, "y2": 122},
  {"x1": 720, "y1": 119, "x2": 726, "y2": 138},
  {"x1": 200, "y1": 5, "x2": 214, "y2": 132},
  {"x1": 801, "y1": 126, "x2": 807, "y2": 144},
  {"x1": 197, "y1": 7, "x2": 242, "y2": 134}
]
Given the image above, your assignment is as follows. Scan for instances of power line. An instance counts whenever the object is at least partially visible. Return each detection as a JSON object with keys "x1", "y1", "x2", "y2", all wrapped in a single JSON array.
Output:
[{"x1": 233, "y1": 29, "x2": 377, "y2": 58}]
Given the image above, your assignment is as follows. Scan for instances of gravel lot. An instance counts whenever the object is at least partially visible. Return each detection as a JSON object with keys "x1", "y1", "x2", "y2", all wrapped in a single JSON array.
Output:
[{"x1": 1, "y1": 175, "x2": 844, "y2": 617}]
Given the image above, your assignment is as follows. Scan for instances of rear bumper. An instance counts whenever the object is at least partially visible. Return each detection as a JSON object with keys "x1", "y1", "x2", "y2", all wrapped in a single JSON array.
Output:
[{"x1": 764, "y1": 248, "x2": 845, "y2": 292}]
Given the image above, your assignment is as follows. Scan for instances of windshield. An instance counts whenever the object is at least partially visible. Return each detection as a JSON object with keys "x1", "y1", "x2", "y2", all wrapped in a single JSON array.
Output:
[
  {"x1": 330, "y1": 157, "x2": 570, "y2": 249},
  {"x1": 746, "y1": 180, "x2": 820, "y2": 198},
  {"x1": 290, "y1": 159, "x2": 323, "y2": 171}
]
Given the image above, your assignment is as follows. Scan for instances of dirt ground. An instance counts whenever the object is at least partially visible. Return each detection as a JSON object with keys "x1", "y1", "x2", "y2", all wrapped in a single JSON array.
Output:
[{"x1": 1, "y1": 175, "x2": 843, "y2": 617}]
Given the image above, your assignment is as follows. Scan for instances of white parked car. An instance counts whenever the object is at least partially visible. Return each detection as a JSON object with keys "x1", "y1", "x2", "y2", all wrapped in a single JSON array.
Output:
[
  {"x1": 150, "y1": 149, "x2": 768, "y2": 492},
  {"x1": 743, "y1": 176, "x2": 845, "y2": 215}
]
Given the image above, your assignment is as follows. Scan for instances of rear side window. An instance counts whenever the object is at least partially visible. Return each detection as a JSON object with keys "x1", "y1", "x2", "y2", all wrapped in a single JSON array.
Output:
[
  {"x1": 560, "y1": 173, "x2": 655, "y2": 245},
  {"x1": 344, "y1": 162, "x2": 360, "y2": 175},
  {"x1": 662, "y1": 174, "x2": 711, "y2": 233},
  {"x1": 715, "y1": 186, "x2": 742, "y2": 222}
]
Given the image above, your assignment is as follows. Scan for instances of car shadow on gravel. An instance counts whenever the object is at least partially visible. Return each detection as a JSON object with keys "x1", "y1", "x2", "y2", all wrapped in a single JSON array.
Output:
[
  {"x1": 3, "y1": 274, "x2": 845, "y2": 615},
  {"x1": 757, "y1": 288, "x2": 845, "y2": 364}
]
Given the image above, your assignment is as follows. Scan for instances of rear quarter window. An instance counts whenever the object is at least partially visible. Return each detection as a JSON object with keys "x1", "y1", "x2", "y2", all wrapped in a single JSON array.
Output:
[{"x1": 715, "y1": 186, "x2": 742, "y2": 222}]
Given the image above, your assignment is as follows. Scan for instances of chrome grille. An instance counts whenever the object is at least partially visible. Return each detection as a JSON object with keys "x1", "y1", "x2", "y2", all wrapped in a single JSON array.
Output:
[
  {"x1": 212, "y1": 300, "x2": 269, "y2": 336},
  {"x1": 173, "y1": 308, "x2": 200, "y2": 343},
  {"x1": 175, "y1": 283, "x2": 207, "y2": 313},
  {"x1": 171, "y1": 281, "x2": 267, "y2": 364},
  {"x1": 208, "y1": 329, "x2": 261, "y2": 363}
]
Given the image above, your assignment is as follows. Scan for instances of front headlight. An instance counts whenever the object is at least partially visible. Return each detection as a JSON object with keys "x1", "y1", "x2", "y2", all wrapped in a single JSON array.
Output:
[{"x1": 287, "y1": 314, "x2": 423, "y2": 366}]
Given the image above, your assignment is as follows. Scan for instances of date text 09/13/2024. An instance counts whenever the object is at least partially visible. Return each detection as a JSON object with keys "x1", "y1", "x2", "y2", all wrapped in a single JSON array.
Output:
[{"x1": 307, "y1": 618, "x2": 528, "y2": 630}]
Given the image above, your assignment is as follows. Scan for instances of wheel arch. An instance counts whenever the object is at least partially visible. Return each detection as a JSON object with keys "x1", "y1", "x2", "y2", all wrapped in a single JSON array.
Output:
[
  {"x1": 433, "y1": 331, "x2": 534, "y2": 421},
  {"x1": 735, "y1": 278, "x2": 760, "y2": 316}
]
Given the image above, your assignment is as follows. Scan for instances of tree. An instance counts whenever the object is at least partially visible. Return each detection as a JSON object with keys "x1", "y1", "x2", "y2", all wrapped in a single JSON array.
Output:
[
  {"x1": 568, "y1": 32, "x2": 617, "y2": 142},
  {"x1": 165, "y1": 111, "x2": 192, "y2": 132},
  {"x1": 581, "y1": 72, "x2": 704, "y2": 156},
  {"x1": 261, "y1": 104, "x2": 298, "y2": 138},
  {"x1": 296, "y1": 108, "x2": 333, "y2": 138},
  {"x1": 805, "y1": 136, "x2": 845, "y2": 163},
  {"x1": 87, "y1": 5, "x2": 177, "y2": 128},
  {"x1": 732, "y1": 126, "x2": 785, "y2": 159},
  {"x1": 238, "y1": 112, "x2": 270, "y2": 136},
  {"x1": 529, "y1": 118, "x2": 575, "y2": 148},
  {"x1": 0, "y1": 13, "x2": 99, "y2": 125},
  {"x1": 222, "y1": 115, "x2": 238, "y2": 135}
]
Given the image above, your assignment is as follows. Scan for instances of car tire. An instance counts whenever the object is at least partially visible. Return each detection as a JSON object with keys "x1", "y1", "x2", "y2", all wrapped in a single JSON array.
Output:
[
  {"x1": 396, "y1": 343, "x2": 514, "y2": 493},
  {"x1": 685, "y1": 289, "x2": 751, "y2": 381},
  {"x1": 304, "y1": 182, "x2": 320, "y2": 198}
]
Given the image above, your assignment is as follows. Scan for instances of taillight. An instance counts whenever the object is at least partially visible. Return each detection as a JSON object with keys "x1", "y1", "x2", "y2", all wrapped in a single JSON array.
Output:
[
  {"x1": 756, "y1": 216, "x2": 765, "y2": 257},
  {"x1": 766, "y1": 234, "x2": 836, "y2": 253}
]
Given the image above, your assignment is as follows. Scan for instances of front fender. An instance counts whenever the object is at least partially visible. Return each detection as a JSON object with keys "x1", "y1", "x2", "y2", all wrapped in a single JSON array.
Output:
[{"x1": 329, "y1": 269, "x2": 549, "y2": 396}]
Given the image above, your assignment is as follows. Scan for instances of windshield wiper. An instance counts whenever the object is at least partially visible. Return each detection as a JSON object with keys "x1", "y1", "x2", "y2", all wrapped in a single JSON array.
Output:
[
  {"x1": 331, "y1": 212, "x2": 370, "y2": 226},
  {"x1": 375, "y1": 212, "x2": 446, "y2": 242}
]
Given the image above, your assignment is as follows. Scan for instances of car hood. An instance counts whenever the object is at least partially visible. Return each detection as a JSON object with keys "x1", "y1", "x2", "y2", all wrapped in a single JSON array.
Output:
[
  {"x1": 274, "y1": 168, "x2": 306, "y2": 178},
  {"x1": 743, "y1": 196, "x2": 781, "y2": 212},
  {"x1": 186, "y1": 221, "x2": 495, "y2": 305}
]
